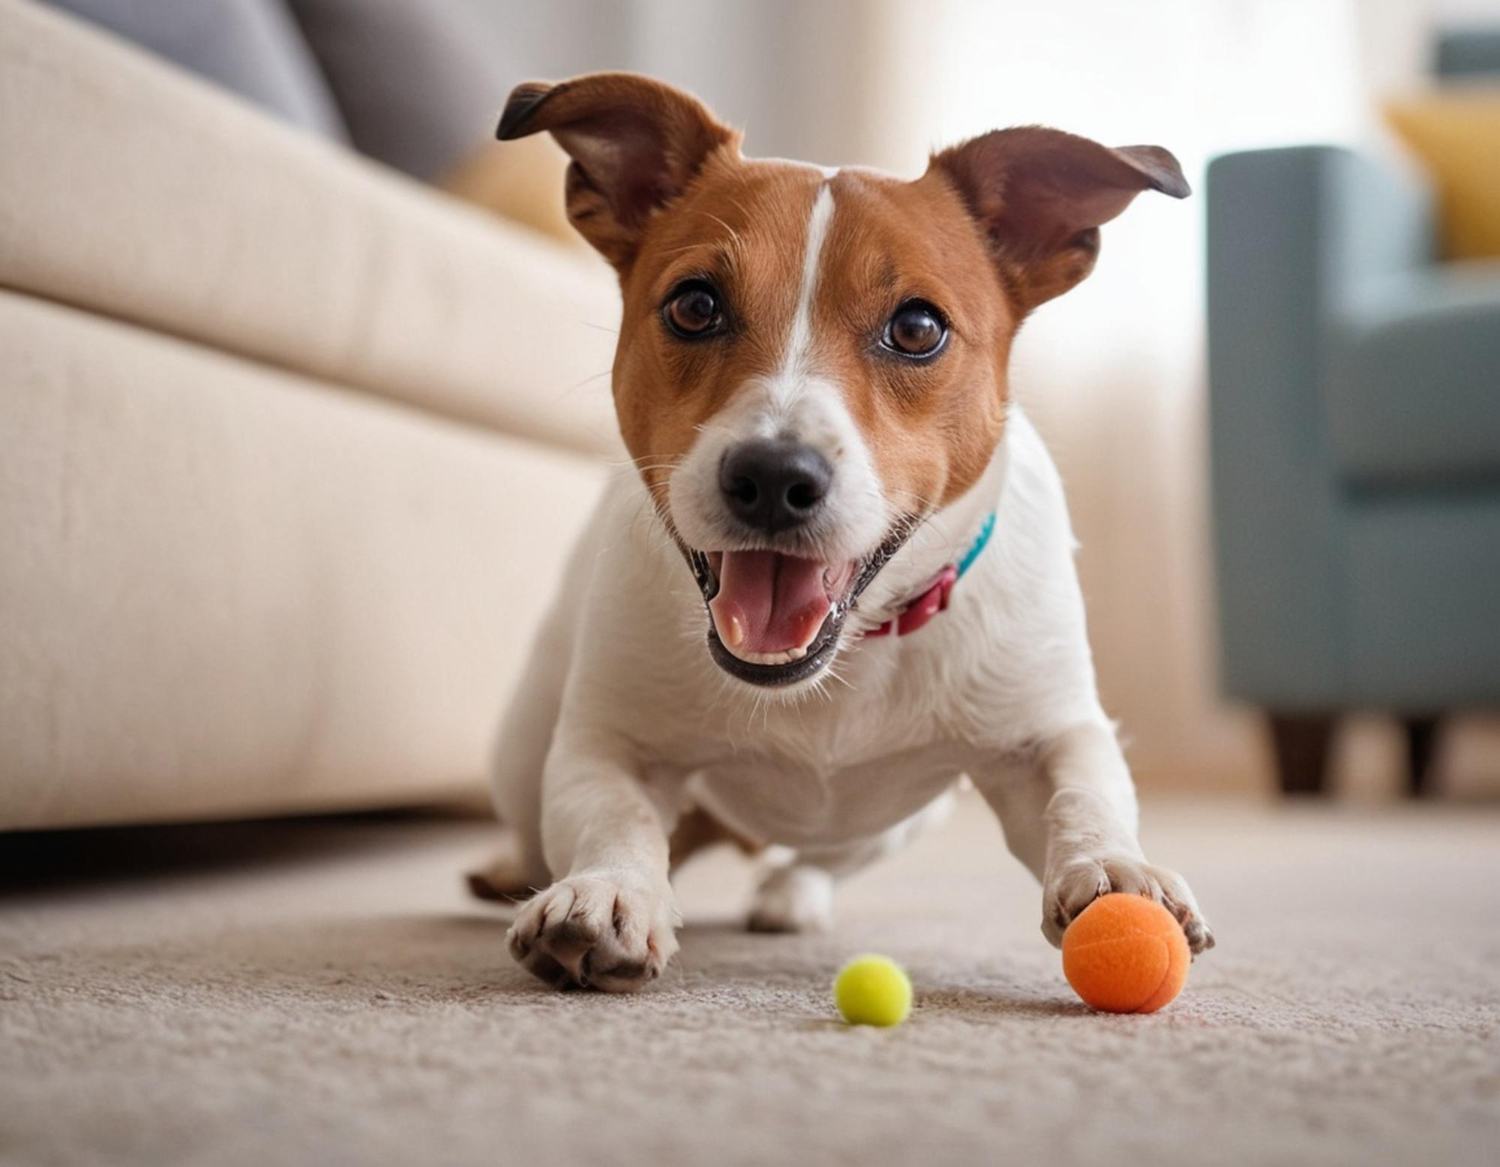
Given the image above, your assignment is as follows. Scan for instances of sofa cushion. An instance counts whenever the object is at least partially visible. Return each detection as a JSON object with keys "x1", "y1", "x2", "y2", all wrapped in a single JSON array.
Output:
[
  {"x1": 1324, "y1": 263, "x2": 1500, "y2": 489},
  {"x1": 0, "y1": 290, "x2": 603, "y2": 830},
  {"x1": 0, "y1": 0, "x2": 621, "y2": 461},
  {"x1": 44, "y1": 0, "x2": 347, "y2": 140},
  {"x1": 1437, "y1": 28, "x2": 1500, "y2": 80}
]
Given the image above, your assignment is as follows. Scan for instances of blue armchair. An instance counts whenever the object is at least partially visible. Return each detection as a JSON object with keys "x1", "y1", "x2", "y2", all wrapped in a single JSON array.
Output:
[{"x1": 1205, "y1": 89, "x2": 1500, "y2": 795}]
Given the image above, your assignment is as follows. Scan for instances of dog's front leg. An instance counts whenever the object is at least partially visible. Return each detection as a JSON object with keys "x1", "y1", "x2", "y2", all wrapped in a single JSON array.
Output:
[
  {"x1": 977, "y1": 722, "x2": 1214, "y2": 954},
  {"x1": 506, "y1": 733, "x2": 680, "y2": 992}
]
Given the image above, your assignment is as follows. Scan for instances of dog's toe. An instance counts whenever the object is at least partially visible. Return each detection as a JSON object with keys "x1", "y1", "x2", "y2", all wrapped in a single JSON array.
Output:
[
  {"x1": 507, "y1": 875, "x2": 678, "y2": 991},
  {"x1": 1043, "y1": 856, "x2": 1215, "y2": 956}
]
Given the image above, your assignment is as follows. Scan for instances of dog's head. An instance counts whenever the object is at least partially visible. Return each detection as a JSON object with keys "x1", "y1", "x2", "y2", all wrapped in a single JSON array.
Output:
[{"x1": 498, "y1": 73, "x2": 1187, "y2": 691}]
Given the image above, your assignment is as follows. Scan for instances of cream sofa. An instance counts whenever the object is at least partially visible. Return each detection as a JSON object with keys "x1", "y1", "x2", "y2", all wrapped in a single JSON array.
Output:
[{"x1": 0, "y1": 1, "x2": 620, "y2": 828}]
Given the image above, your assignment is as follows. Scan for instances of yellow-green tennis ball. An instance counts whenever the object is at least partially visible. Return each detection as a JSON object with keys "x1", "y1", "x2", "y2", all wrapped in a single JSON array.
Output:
[{"x1": 833, "y1": 954, "x2": 912, "y2": 1027}]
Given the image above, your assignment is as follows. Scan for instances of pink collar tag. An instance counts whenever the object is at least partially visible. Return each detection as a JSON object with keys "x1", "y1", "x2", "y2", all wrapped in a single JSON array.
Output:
[{"x1": 862, "y1": 564, "x2": 959, "y2": 638}]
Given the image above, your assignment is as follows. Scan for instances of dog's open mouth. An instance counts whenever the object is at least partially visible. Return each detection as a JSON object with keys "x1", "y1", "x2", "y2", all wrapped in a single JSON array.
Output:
[{"x1": 684, "y1": 529, "x2": 911, "y2": 687}]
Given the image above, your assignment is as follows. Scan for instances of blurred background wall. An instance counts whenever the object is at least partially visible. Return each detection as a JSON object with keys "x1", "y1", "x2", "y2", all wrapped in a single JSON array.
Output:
[{"x1": 460, "y1": 0, "x2": 1500, "y2": 798}]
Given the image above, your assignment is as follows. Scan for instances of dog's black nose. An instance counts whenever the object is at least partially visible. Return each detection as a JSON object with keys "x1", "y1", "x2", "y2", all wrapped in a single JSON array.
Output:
[{"x1": 719, "y1": 440, "x2": 833, "y2": 533}]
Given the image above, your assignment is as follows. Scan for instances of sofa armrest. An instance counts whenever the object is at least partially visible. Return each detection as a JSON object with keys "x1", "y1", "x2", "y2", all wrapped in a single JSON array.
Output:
[{"x1": 1204, "y1": 146, "x2": 1433, "y2": 705}]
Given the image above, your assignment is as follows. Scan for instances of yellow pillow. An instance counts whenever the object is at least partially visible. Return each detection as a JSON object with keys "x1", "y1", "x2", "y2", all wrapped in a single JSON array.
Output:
[
  {"x1": 437, "y1": 133, "x2": 586, "y2": 250},
  {"x1": 1384, "y1": 88, "x2": 1500, "y2": 260}
]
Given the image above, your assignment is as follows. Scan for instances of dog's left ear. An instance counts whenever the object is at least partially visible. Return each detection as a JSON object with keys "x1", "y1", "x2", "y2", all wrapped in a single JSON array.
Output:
[
  {"x1": 929, "y1": 127, "x2": 1189, "y2": 313},
  {"x1": 497, "y1": 72, "x2": 737, "y2": 272}
]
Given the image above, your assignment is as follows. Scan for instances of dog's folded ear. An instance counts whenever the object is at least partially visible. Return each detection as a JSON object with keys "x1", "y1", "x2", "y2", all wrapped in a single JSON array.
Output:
[
  {"x1": 928, "y1": 127, "x2": 1189, "y2": 313},
  {"x1": 497, "y1": 73, "x2": 738, "y2": 271}
]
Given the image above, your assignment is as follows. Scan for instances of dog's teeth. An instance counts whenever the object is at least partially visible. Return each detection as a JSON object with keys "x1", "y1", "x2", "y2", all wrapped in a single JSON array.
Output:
[
  {"x1": 727, "y1": 645, "x2": 811, "y2": 666},
  {"x1": 710, "y1": 603, "x2": 748, "y2": 651}
]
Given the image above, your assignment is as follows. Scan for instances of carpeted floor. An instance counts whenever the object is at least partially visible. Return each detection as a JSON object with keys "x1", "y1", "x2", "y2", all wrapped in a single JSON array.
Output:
[{"x1": 2, "y1": 795, "x2": 1497, "y2": 1167}]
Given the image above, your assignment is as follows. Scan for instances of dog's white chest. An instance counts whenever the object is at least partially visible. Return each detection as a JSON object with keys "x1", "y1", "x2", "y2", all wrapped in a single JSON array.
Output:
[{"x1": 682, "y1": 729, "x2": 976, "y2": 849}]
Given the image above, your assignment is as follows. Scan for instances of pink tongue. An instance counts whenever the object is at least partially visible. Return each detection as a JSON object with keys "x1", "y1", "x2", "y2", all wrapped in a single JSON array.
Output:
[{"x1": 710, "y1": 551, "x2": 831, "y2": 656}]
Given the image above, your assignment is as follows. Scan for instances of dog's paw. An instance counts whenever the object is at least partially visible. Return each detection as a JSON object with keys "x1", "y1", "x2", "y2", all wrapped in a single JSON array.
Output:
[
  {"x1": 466, "y1": 830, "x2": 548, "y2": 903},
  {"x1": 747, "y1": 865, "x2": 833, "y2": 934},
  {"x1": 507, "y1": 873, "x2": 679, "y2": 991},
  {"x1": 1042, "y1": 855, "x2": 1215, "y2": 955}
]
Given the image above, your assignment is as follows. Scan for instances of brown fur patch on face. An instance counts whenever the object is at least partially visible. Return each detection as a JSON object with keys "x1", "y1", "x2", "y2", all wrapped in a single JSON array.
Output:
[
  {"x1": 615, "y1": 156, "x2": 1016, "y2": 526},
  {"x1": 805, "y1": 168, "x2": 1013, "y2": 515}
]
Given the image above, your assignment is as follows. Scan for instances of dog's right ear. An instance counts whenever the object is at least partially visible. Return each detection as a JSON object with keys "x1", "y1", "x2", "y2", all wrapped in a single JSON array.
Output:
[{"x1": 497, "y1": 73, "x2": 737, "y2": 272}]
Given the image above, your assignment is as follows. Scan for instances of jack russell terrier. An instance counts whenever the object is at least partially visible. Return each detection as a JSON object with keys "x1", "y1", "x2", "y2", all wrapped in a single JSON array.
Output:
[{"x1": 470, "y1": 73, "x2": 1214, "y2": 991}]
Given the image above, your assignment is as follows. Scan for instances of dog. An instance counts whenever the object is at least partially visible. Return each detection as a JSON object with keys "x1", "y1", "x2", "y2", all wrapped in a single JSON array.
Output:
[{"x1": 470, "y1": 73, "x2": 1214, "y2": 991}]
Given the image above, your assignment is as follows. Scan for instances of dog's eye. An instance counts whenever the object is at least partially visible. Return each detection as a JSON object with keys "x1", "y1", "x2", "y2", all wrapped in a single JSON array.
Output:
[
  {"x1": 663, "y1": 281, "x2": 724, "y2": 339},
  {"x1": 883, "y1": 301, "x2": 947, "y2": 358}
]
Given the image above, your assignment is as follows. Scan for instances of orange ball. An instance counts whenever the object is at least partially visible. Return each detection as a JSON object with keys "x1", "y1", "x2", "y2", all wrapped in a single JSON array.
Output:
[{"x1": 1061, "y1": 893, "x2": 1190, "y2": 1014}]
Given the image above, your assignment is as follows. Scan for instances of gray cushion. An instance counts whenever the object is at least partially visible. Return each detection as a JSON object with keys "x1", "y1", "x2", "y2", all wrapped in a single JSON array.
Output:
[
  {"x1": 285, "y1": 0, "x2": 508, "y2": 179},
  {"x1": 1436, "y1": 28, "x2": 1500, "y2": 79},
  {"x1": 44, "y1": 0, "x2": 347, "y2": 140},
  {"x1": 1324, "y1": 263, "x2": 1500, "y2": 489}
]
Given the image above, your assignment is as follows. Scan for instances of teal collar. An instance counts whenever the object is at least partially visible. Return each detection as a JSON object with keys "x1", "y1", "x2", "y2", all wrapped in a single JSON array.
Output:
[
  {"x1": 864, "y1": 510, "x2": 996, "y2": 638},
  {"x1": 956, "y1": 510, "x2": 997, "y2": 579}
]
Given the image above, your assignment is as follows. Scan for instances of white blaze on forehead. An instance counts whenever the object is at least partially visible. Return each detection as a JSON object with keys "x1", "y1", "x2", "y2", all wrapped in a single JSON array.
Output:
[
  {"x1": 775, "y1": 183, "x2": 836, "y2": 390},
  {"x1": 665, "y1": 169, "x2": 888, "y2": 567}
]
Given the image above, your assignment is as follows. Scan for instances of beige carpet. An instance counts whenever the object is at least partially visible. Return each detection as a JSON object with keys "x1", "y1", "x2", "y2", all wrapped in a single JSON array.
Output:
[{"x1": 2, "y1": 796, "x2": 1496, "y2": 1166}]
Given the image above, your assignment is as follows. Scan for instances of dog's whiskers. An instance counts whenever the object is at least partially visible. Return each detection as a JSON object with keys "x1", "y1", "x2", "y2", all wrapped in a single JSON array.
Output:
[
  {"x1": 685, "y1": 208, "x2": 744, "y2": 253},
  {"x1": 560, "y1": 369, "x2": 613, "y2": 397}
]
